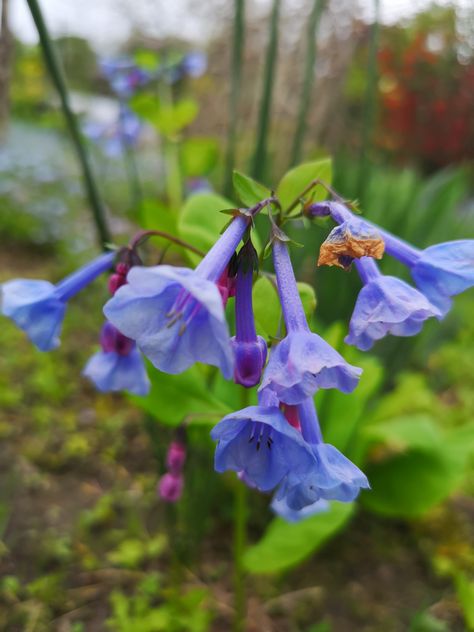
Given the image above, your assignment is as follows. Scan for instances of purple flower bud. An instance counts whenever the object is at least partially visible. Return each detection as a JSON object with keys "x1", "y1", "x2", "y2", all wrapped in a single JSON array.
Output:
[
  {"x1": 304, "y1": 201, "x2": 332, "y2": 218},
  {"x1": 232, "y1": 242, "x2": 267, "y2": 387},
  {"x1": 158, "y1": 472, "x2": 184, "y2": 503},
  {"x1": 166, "y1": 441, "x2": 187, "y2": 473}
]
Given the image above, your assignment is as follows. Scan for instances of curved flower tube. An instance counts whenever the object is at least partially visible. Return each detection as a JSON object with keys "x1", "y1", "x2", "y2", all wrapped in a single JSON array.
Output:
[
  {"x1": 1, "y1": 252, "x2": 115, "y2": 351},
  {"x1": 346, "y1": 257, "x2": 441, "y2": 350},
  {"x1": 259, "y1": 239, "x2": 362, "y2": 404}
]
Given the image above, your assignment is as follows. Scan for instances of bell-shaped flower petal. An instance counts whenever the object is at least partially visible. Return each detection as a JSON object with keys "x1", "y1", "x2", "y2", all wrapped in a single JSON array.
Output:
[
  {"x1": 211, "y1": 401, "x2": 314, "y2": 492},
  {"x1": 83, "y1": 345, "x2": 150, "y2": 395},
  {"x1": 1, "y1": 279, "x2": 65, "y2": 351},
  {"x1": 346, "y1": 274, "x2": 441, "y2": 351},
  {"x1": 271, "y1": 494, "x2": 329, "y2": 523},
  {"x1": 277, "y1": 443, "x2": 370, "y2": 511},
  {"x1": 410, "y1": 240, "x2": 474, "y2": 312},
  {"x1": 259, "y1": 331, "x2": 362, "y2": 405},
  {"x1": 104, "y1": 265, "x2": 234, "y2": 378}
]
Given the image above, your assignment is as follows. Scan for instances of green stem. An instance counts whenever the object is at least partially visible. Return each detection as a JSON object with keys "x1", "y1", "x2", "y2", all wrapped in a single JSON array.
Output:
[
  {"x1": 122, "y1": 142, "x2": 143, "y2": 215},
  {"x1": 290, "y1": 0, "x2": 325, "y2": 166},
  {"x1": 224, "y1": 0, "x2": 245, "y2": 198},
  {"x1": 26, "y1": 0, "x2": 111, "y2": 248},
  {"x1": 164, "y1": 138, "x2": 183, "y2": 211},
  {"x1": 250, "y1": 0, "x2": 281, "y2": 181},
  {"x1": 357, "y1": 0, "x2": 380, "y2": 201},
  {"x1": 233, "y1": 386, "x2": 250, "y2": 632}
]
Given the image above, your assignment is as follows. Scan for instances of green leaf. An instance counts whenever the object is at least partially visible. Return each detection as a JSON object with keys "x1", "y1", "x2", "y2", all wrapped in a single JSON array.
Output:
[
  {"x1": 181, "y1": 137, "x2": 219, "y2": 177},
  {"x1": 131, "y1": 364, "x2": 231, "y2": 427},
  {"x1": 277, "y1": 158, "x2": 332, "y2": 211},
  {"x1": 454, "y1": 571, "x2": 474, "y2": 630},
  {"x1": 140, "y1": 198, "x2": 177, "y2": 236},
  {"x1": 244, "y1": 502, "x2": 354, "y2": 574},
  {"x1": 360, "y1": 414, "x2": 470, "y2": 517},
  {"x1": 296, "y1": 282, "x2": 317, "y2": 320},
  {"x1": 233, "y1": 170, "x2": 272, "y2": 207},
  {"x1": 252, "y1": 276, "x2": 281, "y2": 340},
  {"x1": 155, "y1": 98, "x2": 199, "y2": 136},
  {"x1": 178, "y1": 192, "x2": 262, "y2": 266},
  {"x1": 178, "y1": 192, "x2": 235, "y2": 266},
  {"x1": 134, "y1": 49, "x2": 160, "y2": 71}
]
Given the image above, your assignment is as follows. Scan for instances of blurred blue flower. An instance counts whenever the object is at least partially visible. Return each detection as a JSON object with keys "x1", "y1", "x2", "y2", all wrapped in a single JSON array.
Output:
[
  {"x1": 99, "y1": 58, "x2": 151, "y2": 99},
  {"x1": 274, "y1": 398, "x2": 369, "y2": 514},
  {"x1": 181, "y1": 51, "x2": 207, "y2": 78},
  {"x1": 83, "y1": 321, "x2": 150, "y2": 395},
  {"x1": 104, "y1": 215, "x2": 253, "y2": 377},
  {"x1": 211, "y1": 391, "x2": 314, "y2": 492},
  {"x1": 259, "y1": 239, "x2": 361, "y2": 404},
  {"x1": 345, "y1": 257, "x2": 441, "y2": 351},
  {"x1": 1, "y1": 252, "x2": 115, "y2": 351},
  {"x1": 83, "y1": 105, "x2": 142, "y2": 158}
]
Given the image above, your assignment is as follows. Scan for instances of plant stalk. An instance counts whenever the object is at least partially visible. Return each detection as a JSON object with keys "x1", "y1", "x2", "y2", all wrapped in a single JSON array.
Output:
[
  {"x1": 26, "y1": 0, "x2": 111, "y2": 248},
  {"x1": 250, "y1": 0, "x2": 281, "y2": 181},
  {"x1": 224, "y1": 0, "x2": 245, "y2": 198},
  {"x1": 290, "y1": 0, "x2": 325, "y2": 166}
]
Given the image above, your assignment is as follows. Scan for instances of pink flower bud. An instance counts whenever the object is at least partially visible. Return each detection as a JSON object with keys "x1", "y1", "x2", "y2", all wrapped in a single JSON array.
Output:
[
  {"x1": 166, "y1": 441, "x2": 186, "y2": 473},
  {"x1": 158, "y1": 472, "x2": 184, "y2": 503},
  {"x1": 108, "y1": 273, "x2": 127, "y2": 295}
]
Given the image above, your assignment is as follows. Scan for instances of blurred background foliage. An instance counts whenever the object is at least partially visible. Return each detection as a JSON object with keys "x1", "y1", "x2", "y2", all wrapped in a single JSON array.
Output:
[{"x1": 0, "y1": 0, "x2": 473, "y2": 630}]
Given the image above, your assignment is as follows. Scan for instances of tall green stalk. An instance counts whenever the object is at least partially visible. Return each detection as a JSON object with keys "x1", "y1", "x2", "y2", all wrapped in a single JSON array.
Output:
[
  {"x1": 357, "y1": 0, "x2": 381, "y2": 201},
  {"x1": 290, "y1": 0, "x2": 325, "y2": 167},
  {"x1": 250, "y1": 0, "x2": 281, "y2": 181},
  {"x1": 26, "y1": 0, "x2": 111, "y2": 248},
  {"x1": 224, "y1": 0, "x2": 245, "y2": 198},
  {"x1": 232, "y1": 386, "x2": 250, "y2": 632}
]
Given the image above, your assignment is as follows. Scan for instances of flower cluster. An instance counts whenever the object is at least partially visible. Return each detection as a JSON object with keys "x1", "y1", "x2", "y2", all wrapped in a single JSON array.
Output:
[
  {"x1": 2, "y1": 189, "x2": 473, "y2": 521},
  {"x1": 308, "y1": 200, "x2": 474, "y2": 349}
]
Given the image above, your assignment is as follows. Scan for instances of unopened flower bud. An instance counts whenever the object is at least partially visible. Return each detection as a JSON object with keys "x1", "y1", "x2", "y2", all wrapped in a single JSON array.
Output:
[
  {"x1": 158, "y1": 472, "x2": 184, "y2": 503},
  {"x1": 231, "y1": 337, "x2": 267, "y2": 388}
]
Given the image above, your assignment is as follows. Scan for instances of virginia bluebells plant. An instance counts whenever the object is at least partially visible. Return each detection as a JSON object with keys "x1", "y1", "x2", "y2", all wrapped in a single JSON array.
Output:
[{"x1": 104, "y1": 202, "x2": 273, "y2": 378}]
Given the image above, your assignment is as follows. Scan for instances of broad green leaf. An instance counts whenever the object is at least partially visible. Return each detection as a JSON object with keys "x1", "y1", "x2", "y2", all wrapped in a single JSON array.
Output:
[
  {"x1": 233, "y1": 170, "x2": 272, "y2": 207},
  {"x1": 244, "y1": 502, "x2": 354, "y2": 574},
  {"x1": 134, "y1": 49, "x2": 160, "y2": 71},
  {"x1": 252, "y1": 276, "x2": 281, "y2": 340},
  {"x1": 182, "y1": 137, "x2": 219, "y2": 177},
  {"x1": 140, "y1": 198, "x2": 177, "y2": 236},
  {"x1": 454, "y1": 571, "x2": 474, "y2": 630},
  {"x1": 361, "y1": 447, "x2": 465, "y2": 518},
  {"x1": 178, "y1": 192, "x2": 262, "y2": 266},
  {"x1": 178, "y1": 192, "x2": 235, "y2": 265},
  {"x1": 296, "y1": 282, "x2": 317, "y2": 320},
  {"x1": 155, "y1": 98, "x2": 199, "y2": 136},
  {"x1": 277, "y1": 158, "x2": 332, "y2": 211},
  {"x1": 362, "y1": 414, "x2": 443, "y2": 454},
  {"x1": 129, "y1": 93, "x2": 159, "y2": 124},
  {"x1": 131, "y1": 364, "x2": 231, "y2": 427}
]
